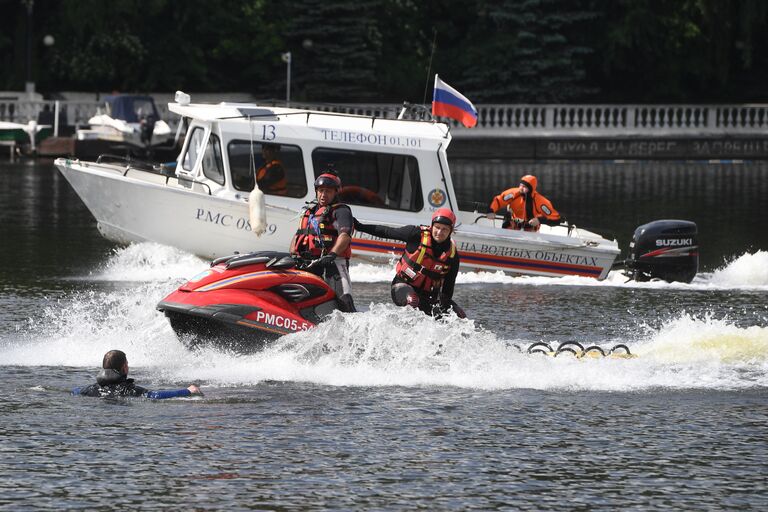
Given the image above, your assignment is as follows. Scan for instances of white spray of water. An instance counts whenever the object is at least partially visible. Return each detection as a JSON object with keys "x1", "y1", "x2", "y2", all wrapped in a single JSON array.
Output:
[
  {"x1": 88, "y1": 243, "x2": 207, "y2": 282},
  {"x1": 2, "y1": 243, "x2": 766, "y2": 391},
  {"x1": 707, "y1": 251, "x2": 768, "y2": 288},
  {"x1": 3, "y1": 294, "x2": 766, "y2": 392},
  {"x1": 73, "y1": 242, "x2": 768, "y2": 292},
  {"x1": 443, "y1": 250, "x2": 768, "y2": 291}
]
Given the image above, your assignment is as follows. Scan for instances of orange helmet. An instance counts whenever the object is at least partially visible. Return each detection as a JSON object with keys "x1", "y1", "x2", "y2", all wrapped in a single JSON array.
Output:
[{"x1": 431, "y1": 207, "x2": 456, "y2": 227}]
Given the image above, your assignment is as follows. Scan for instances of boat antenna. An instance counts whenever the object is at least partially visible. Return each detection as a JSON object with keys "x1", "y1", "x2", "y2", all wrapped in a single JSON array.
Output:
[{"x1": 421, "y1": 29, "x2": 438, "y2": 107}]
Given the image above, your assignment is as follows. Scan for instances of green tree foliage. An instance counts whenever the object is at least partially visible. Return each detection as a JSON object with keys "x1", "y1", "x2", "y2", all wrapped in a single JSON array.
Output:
[
  {"x1": 282, "y1": 0, "x2": 383, "y2": 101},
  {"x1": 459, "y1": 0, "x2": 598, "y2": 102},
  {"x1": 26, "y1": 0, "x2": 285, "y2": 95},
  {"x1": 589, "y1": 0, "x2": 768, "y2": 102},
  {"x1": 2, "y1": 0, "x2": 767, "y2": 103}
]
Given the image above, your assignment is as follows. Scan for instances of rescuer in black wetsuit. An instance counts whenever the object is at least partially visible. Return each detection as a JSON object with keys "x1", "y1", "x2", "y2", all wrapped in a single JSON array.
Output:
[
  {"x1": 72, "y1": 350, "x2": 202, "y2": 399},
  {"x1": 355, "y1": 208, "x2": 466, "y2": 318}
]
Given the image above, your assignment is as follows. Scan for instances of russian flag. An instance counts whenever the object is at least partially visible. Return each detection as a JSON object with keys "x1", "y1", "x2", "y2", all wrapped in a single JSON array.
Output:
[{"x1": 431, "y1": 75, "x2": 478, "y2": 128}]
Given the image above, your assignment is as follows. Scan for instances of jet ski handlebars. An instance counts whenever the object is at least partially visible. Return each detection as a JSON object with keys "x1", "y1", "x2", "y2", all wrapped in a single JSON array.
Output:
[{"x1": 211, "y1": 251, "x2": 323, "y2": 272}]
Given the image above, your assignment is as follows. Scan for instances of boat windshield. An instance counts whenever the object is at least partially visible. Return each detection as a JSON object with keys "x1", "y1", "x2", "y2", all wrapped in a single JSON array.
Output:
[{"x1": 105, "y1": 96, "x2": 158, "y2": 123}]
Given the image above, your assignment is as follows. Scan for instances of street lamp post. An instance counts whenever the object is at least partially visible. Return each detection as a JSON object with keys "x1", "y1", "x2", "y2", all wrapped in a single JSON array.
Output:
[
  {"x1": 24, "y1": 0, "x2": 35, "y2": 96},
  {"x1": 281, "y1": 52, "x2": 292, "y2": 106}
]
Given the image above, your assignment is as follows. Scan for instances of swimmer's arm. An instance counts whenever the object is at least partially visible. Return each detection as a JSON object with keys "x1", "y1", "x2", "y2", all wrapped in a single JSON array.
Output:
[{"x1": 145, "y1": 384, "x2": 202, "y2": 400}]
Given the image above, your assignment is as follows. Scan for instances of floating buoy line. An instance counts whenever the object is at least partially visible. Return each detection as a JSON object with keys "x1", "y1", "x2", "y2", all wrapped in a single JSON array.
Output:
[{"x1": 507, "y1": 341, "x2": 635, "y2": 359}]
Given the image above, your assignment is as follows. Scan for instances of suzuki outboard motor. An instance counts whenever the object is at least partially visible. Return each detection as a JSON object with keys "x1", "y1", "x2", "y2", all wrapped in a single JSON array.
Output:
[{"x1": 624, "y1": 220, "x2": 698, "y2": 283}]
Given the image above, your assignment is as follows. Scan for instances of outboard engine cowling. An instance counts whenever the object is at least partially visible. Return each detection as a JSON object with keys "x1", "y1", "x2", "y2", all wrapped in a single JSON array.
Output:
[{"x1": 625, "y1": 220, "x2": 698, "y2": 283}]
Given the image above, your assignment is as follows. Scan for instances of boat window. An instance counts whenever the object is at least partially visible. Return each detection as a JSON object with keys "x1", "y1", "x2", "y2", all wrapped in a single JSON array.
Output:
[
  {"x1": 311, "y1": 148, "x2": 424, "y2": 211},
  {"x1": 227, "y1": 141, "x2": 307, "y2": 197},
  {"x1": 181, "y1": 127, "x2": 206, "y2": 173},
  {"x1": 201, "y1": 133, "x2": 225, "y2": 185}
]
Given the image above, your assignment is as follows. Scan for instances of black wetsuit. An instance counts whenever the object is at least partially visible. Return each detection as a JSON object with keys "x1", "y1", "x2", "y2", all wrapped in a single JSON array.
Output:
[
  {"x1": 355, "y1": 222, "x2": 462, "y2": 317},
  {"x1": 72, "y1": 369, "x2": 192, "y2": 399}
]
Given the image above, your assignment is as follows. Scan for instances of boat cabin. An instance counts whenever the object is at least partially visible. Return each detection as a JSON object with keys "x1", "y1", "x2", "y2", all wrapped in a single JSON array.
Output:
[{"x1": 168, "y1": 100, "x2": 459, "y2": 226}]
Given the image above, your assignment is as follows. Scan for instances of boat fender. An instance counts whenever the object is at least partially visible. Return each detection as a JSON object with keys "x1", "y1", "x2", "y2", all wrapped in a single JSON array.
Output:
[
  {"x1": 556, "y1": 341, "x2": 584, "y2": 352},
  {"x1": 527, "y1": 342, "x2": 553, "y2": 355},
  {"x1": 582, "y1": 346, "x2": 607, "y2": 357},
  {"x1": 609, "y1": 344, "x2": 632, "y2": 355},
  {"x1": 249, "y1": 185, "x2": 267, "y2": 236},
  {"x1": 554, "y1": 346, "x2": 579, "y2": 357}
]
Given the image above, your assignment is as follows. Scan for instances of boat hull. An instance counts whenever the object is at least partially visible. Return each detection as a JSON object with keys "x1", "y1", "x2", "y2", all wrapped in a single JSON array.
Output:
[{"x1": 56, "y1": 158, "x2": 619, "y2": 278}]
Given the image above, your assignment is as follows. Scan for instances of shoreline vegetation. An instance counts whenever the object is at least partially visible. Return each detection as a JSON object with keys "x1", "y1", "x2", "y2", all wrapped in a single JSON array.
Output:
[{"x1": 2, "y1": 1, "x2": 767, "y2": 104}]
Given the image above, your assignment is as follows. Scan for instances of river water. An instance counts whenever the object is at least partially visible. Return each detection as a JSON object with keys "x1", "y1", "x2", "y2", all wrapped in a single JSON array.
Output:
[{"x1": 1, "y1": 159, "x2": 767, "y2": 510}]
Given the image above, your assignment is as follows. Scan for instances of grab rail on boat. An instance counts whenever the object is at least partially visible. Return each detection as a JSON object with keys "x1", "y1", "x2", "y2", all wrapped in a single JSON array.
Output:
[
  {"x1": 96, "y1": 154, "x2": 213, "y2": 196},
  {"x1": 470, "y1": 215, "x2": 595, "y2": 246},
  {"x1": 156, "y1": 173, "x2": 212, "y2": 195},
  {"x1": 97, "y1": 154, "x2": 158, "y2": 172}
]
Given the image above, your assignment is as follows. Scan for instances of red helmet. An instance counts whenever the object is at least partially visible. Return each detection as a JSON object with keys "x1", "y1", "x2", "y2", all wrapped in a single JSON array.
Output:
[
  {"x1": 431, "y1": 207, "x2": 456, "y2": 227},
  {"x1": 314, "y1": 173, "x2": 341, "y2": 189}
]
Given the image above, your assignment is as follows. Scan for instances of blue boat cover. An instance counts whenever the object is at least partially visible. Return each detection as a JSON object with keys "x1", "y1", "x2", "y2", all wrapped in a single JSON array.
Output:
[{"x1": 104, "y1": 95, "x2": 160, "y2": 123}]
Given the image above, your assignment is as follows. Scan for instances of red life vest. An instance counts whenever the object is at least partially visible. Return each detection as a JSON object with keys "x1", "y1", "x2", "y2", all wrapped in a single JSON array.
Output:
[
  {"x1": 395, "y1": 226, "x2": 456, "y2": 293},
  {"x1": 290, "y1": 203, "x2": 352, "y2": 258},
  {"x1": 256, "y1": 160, "x2": 288, "y2": 195}
]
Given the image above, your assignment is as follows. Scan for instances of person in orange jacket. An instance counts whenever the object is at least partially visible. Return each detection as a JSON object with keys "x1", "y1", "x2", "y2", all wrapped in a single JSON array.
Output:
[
  {"x1": 486, "y1": 174, "x2": 561, "y2": 231},
  {"x1": 256, "y1": 143, "x2": 288, "y2": 195}
]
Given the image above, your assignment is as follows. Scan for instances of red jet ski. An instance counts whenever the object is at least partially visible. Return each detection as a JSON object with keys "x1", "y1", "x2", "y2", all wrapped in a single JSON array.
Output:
[{"x1": 157, "y1": 252, "x2": 340, "y2": 351}]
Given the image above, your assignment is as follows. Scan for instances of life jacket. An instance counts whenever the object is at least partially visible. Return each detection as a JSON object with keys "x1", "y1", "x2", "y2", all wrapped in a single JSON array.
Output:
[
  {"x1": 395, "y1": 226, "x2": 456, "y2": 293},
  {"x1": 77, "y1": 369, "x2": 148, "y2": 397},
  {"x1": 256, "y1": 160, "x2": 288, "y2": 195},
  {"x1": 490, "y1": 187, "x2": 560, "y2": 232},
  {"x1": 291, "y1": 203, "x2": 352, "y2": 258}
]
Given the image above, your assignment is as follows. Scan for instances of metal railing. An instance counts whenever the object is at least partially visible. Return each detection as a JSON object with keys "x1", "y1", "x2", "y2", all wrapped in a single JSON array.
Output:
[{"x1": 2, "y1": 98, "x2": 767, "y2": 137}]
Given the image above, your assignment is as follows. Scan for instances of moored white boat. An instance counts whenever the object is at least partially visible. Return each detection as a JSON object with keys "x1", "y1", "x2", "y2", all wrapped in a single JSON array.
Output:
[
  {"x1": 76, "y1": 94, "x2": 172, "y2": 148},
  {"x1": 55, "y1": 93, "x2": 622, "y2": 279}
]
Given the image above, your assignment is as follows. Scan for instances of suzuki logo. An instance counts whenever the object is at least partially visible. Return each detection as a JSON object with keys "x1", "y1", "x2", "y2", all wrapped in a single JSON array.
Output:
[{"x1": 656, "y1": 238, "x2": 693, "y2": 247}]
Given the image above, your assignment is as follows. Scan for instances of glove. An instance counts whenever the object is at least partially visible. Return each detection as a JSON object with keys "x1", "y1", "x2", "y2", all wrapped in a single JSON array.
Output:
[
  {"x1": 486, "y1": 212, "x2": 496, "y2": 220},
  {"x1": 317, "y1": 252, "x2": 337, "y2": 269}
]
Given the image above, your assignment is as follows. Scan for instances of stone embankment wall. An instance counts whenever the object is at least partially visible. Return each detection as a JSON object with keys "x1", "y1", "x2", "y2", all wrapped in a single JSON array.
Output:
[{"x1": 2, "y1": 95, "x2": 767, "y2": 159}]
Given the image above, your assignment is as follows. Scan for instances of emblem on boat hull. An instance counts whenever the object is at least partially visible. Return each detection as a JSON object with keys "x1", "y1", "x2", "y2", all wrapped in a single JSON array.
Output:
[{"x1": 428, "y1": 188, "x2": 446, "y2": 207}]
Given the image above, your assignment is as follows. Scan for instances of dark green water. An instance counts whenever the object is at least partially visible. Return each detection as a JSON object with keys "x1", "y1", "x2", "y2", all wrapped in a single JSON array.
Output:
[{"x1": 1, "y1": 159, "x2": 767, "y2": 510}]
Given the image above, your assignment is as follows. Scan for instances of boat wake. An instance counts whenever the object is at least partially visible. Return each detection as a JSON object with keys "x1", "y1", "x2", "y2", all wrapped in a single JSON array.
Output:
[
  {"x1": 87, "y1": 243, "x2": 208, "y2": 282},
  {"x1": 70, "y1": 242, "x2": 768, "y2": 292},
  {"x1": 2, "y1": 285, "x2": 766, "y2": 392},
  {"x1": 448, "y1": 250, "x2": 768, "y2": 291},
  {"x1": 1, "y1": 243, "x2": 764, "y2": 392}
]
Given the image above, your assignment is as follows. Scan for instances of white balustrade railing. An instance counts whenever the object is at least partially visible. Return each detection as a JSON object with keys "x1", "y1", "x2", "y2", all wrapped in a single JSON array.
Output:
[
  {"x1": 2, "y1": 99, "x2": 767, "y2": 137},
  {"x1": 448, "y1": 104, "x2": 768, "y2": 135}
]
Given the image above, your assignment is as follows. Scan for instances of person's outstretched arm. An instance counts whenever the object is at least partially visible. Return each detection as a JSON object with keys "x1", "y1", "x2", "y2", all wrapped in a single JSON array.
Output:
[
  {"x1": 489, "y1": 187, "x2": 518, "y2": 214},
  {"x1": 146, "y1": 384, "x2": 203, "y2": 400},
  {"x1": 354, "y1": 220, "x2": 420, "y2": 243}
]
